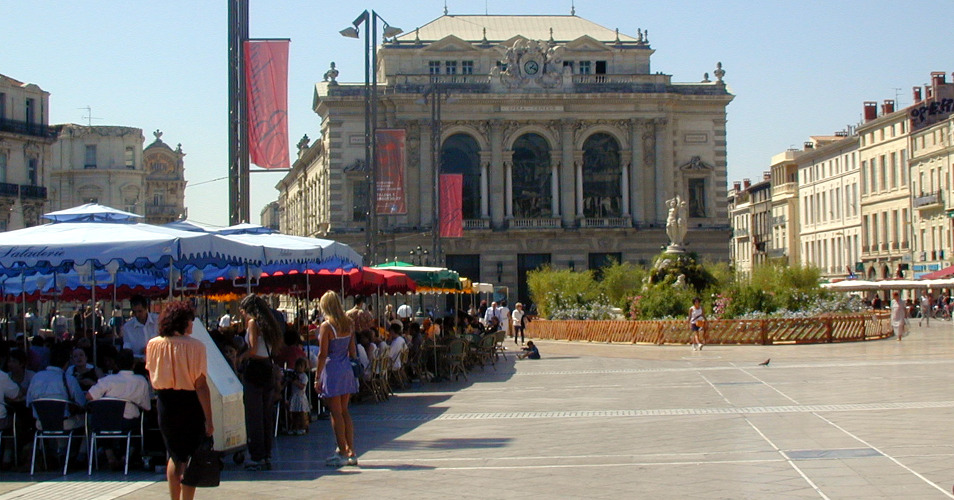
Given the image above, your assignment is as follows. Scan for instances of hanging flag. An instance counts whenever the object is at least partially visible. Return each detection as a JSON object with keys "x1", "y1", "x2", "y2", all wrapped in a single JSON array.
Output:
[
  {"x1": 244, "y1": 39, "x2": 290, "y2": 169},
  {"x1": 440, "y1": 174, "x2": 463, "y2": 238},
  {"x1": 375, "y1": 129, "x2": 407, "y2": 214}
]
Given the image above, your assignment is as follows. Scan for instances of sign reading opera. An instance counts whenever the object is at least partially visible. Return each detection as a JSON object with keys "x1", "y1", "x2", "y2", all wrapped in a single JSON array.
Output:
[{"x1": 276, "y1": 14, "x2": 734, "y2": 305}]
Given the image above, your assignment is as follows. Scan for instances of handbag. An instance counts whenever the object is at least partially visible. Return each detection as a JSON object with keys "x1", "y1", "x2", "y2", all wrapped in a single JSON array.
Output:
[
  {"x1": 350, "y1": 358, "x2": 364, "y2": 379},
  {"x1": 182, "y1": 437, "x2": 223, "y2": 488}
]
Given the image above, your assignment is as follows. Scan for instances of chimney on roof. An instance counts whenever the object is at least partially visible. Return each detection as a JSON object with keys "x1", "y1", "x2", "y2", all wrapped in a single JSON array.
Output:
[
  {"x1": 881, "y1": 99, "x2": 895, "y2": 114},
  {"x1": 835, "y1": 130, "x2": 848, "y2": 137},
  {"x1": 932, "y1": 71, "x2": 946, "y2": 86},
  {"x1": 743, "y1": 178, "x2": 751, "y2": 189},
  {"x1": 733, "y1": 181, "x2": 741, "y2": 191},
  {"x1": 926, "y1": 83, "x2": 935, "y2": 100},
  {"x1": 863, "y1": 101, "x2": 877, "y2": 121},
  {"x1": 913, "y1": 86, "x2": 923, "y2": 103},
  {"x1": 804, "y1": 141, "x2": 814, "y2": 149},
  {"x1": 763, "y1": 171, "x2": 771, "y2": 182}
]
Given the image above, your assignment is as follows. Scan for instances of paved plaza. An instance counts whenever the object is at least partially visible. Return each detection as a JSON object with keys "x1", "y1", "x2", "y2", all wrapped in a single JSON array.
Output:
[{"x1": 3, "y1": 321, "x2": 954, "y2": 499}]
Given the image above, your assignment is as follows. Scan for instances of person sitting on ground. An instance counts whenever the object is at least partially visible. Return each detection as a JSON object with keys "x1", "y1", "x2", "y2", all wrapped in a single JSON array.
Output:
[
  {"x1": 517, "y1": 341, "x2": 540, "y2": 360},
  {"x1": 86, "y1": 349, "x2": 151, "y2": 469}
]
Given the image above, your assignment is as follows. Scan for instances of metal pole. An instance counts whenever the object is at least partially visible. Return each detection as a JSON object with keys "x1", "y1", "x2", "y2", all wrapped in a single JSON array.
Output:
[
  {"x1": 370, "y1": 11, "x2": 379, "y2": 266},
  {"x1": 227, "y1": 0, "x2": 250, "y2": 225},
  {"x1": 362, "y1": 11, "x2": 373, "y2": 265}
]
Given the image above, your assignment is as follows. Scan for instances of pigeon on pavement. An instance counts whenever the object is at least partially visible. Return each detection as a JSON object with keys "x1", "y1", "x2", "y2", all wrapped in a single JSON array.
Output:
[{"x1": 757, "y1": 358, "x2": 771, "y2": 366}]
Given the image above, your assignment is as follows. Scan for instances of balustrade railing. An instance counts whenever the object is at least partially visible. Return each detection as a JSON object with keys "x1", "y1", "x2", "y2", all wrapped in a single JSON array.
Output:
[{"x1": 526, "y1": 313, "x2": 892, "y2": 345}]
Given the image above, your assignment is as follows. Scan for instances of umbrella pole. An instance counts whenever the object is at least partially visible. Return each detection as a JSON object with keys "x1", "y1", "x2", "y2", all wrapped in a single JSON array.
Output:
[
  {"x1": 91, "y1": 275, "x2": 97, "y2": 367},
  {"x1": 20, "y1": 274, "x2": 26, "y2": 350}
]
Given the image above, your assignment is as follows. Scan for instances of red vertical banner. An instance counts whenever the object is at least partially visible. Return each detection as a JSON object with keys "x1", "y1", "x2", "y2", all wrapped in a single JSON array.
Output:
[
  {"x1": 375, "y1": 129, "x2": 407, "y2": 214},
  {"x1": 244, "y1": 39, "x2": 290, "y2": 169},
  {"x1": 440, "y1": 174, "x2": 463, "y2": 238}
]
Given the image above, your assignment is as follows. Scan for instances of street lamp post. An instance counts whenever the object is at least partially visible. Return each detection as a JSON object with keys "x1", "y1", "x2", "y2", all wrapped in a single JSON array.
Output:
[{"x1": 341, "y1": 10, "x2": 402, "y2": 266}]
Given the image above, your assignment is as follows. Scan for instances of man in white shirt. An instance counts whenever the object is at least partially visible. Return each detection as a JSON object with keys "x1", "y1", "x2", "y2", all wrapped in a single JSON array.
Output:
[
  {"x1": 497, "y1": 300, "x2": 512, "y2": 337},
  {"x1": 86, "y1": 350, "x2": 151, "y2": 468},
  {"x1": 387, "y1": 323, "x2": 407, "y2": 370},
  {"x1": 120, "y1": 295, "x2": 158, "y2": 359},
  {"x1": 396, "y1": 302, "x2": 413, "y2": 323},
  {"x1": 219, "y1": 309, "x2": 233, "y2": 329},
  {"x1": 86, "y1": 350, "x2": 151, "y2": 420},
  {"x1": 50, "y1": 309, "x2": 69, "y2": 339},
  {"x1": 483, "y1": 302, "x2": 499, "y2": 329}
]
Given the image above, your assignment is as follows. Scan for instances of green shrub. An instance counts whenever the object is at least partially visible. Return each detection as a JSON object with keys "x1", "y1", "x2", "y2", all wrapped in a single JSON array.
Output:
[{"x1": 599, "y1": 261, "x2": 646, "y2": 308}]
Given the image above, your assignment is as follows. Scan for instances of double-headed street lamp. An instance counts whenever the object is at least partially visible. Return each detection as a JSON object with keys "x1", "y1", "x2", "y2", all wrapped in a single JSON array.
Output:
[
  {"x1": 421, "y1": 83, "x2": 452, "y2": 268},
  {"x1": 340, "y1": 10, "x2": 402, "y2": 266}
]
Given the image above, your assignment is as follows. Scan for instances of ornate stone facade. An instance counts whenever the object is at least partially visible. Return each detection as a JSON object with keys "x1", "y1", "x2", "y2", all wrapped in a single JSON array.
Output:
[{"x1": 277, "y1": 14, "x2": 733, "y2": 304}]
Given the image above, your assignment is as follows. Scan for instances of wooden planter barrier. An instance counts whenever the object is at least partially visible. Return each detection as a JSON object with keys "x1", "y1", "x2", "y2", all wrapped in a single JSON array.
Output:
[{"x1": 525, "y1": 312, "x2": 893, "y2": 345}]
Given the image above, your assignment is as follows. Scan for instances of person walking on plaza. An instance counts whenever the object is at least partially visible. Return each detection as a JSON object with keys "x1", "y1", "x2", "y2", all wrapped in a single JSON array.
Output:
[
  {"x1": 238, "y1": 294, "x2": 284, "y2": 471},
  {"x1": 511, "y1": 302, "x2": 526, "y2": 344},
  {"x1": 314, "y1": 291, "x2": 359, "y2": 467},
  {"x1": 689, "y1": 297, "x2": 706, "y2": 350},
  {"x1": 145, "y1": 301, "x2": 213, "y2": 500},
  {"x1": 919, "y1": 292, "x2": 932, "y2": 327},
  {"x1": 891, "y1": 291, "x2": 908, "y2": 341}
]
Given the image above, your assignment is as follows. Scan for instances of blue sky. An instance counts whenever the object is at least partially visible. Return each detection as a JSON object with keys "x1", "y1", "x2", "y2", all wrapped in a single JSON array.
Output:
[{"x1": 2, "y1": 1, "x2": 951, "y2": 227}]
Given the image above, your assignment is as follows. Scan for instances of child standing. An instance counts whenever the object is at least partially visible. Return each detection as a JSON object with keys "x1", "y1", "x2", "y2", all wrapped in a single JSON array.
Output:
[{"x1": 289, "y1": 357, "x2": 311, "y2": 435}]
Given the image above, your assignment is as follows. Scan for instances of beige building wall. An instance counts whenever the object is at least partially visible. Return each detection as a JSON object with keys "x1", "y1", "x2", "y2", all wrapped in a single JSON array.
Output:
[
  {"x1": 769, "y1": 151, "x2": 800, "y2": 266},
  {"x1": 48, "y1": 124, "x2": 146, "y2": 213},
  {"x1": 857, "y1": 102, "x2": 911, "y2": 280},
  {"x1": 908, "y1": 75, "x2": 954, "y2": 277},
  {"x1": 796, "y1": 136, "x2": 861, "y2": 280},
  {"x1": 278, "y1": 14, "x2": 733, "y2": 302},
  {"x1": 142, "y1": 130, "x2": 187, "y2": 224},
  {"x1": 0, "y1": 73, "x2": 55, "y2": 229}
]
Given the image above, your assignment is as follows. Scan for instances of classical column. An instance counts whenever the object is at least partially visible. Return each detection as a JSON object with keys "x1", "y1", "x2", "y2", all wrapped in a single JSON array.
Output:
[
  {"x1": 621, "y1": 162, "x2": 630, "y2": 217},
  {"x1": 560, "y1": 119, "x2": 576, "y2": 227},
  {"x1": 550, "y1": 154, "x2": 561, "y2": 217},
  {"x1": 575, "y1": 154, "x2": 584, "y2": 218},
  {"x1": 655, "y1": 117, "x2": 672, "y2": 224},
  {"x1": 489, "y1": 120, "x2": 504, "y2": 226},
  {"x1": 479, "y1": 151, "x2": 491, "y2": 218},
  {"x1": 504, "y1": 159, "x2": 513, "y2": 218}
]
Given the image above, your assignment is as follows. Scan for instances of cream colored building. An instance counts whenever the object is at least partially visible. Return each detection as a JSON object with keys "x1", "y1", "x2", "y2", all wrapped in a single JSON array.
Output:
[
  {"x1": 0, "y1": 73, "x2": 56, "y2": 229},
  {"x1": 48, "y1": 125, "x2": 186, "y2": 223},
  {"x1": 857, "y1": 101, "x2": 911, "y2": 280},
  {"x1": 795, "y1": 135, "x2": 861, "y2": 280},
  {"x1": 278, "y1": 14, "x2": 733, "y2": 303},
  {"x1": 728, "y1": 177, "x2": 770, "y2": 279},
  {"x1": 142, "y1": 130, "x2": 187, "y2": 225},
  {"x1": 768, "y1": 150, "x2": 800, "y2": 266},
  {"x1": 909, "y1": 73, "x2": 954, "y2": 278}
]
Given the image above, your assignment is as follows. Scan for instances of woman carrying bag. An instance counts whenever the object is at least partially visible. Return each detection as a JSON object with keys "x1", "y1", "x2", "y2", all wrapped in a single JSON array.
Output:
[
  {"x1": 238, "y1": 294, "x2": 284, "y2": 471},
  {"x1": 145, "y1": 301, "x2": 214, "y2": 500}
]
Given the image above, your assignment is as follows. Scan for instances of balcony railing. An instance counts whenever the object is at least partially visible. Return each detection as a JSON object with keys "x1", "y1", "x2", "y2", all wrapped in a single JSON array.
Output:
[
  {"x1": 580, "y1": 217, "x2": 631, "y2": 228},
  {"x1": 914, "y1": 190, "x2": 943, "y2": 209},
  {"x1": 463, "y1": 219, "x2": 490, "y2": 230},
  {"x1": 509, "y1": 218, "x2": 561, "y2": 229},
  {"x1": 20, "y1": 185, "x2": 46, "y2": 199},
  {"x1": 145, "y1": 204, "x2": 181, "y2": 217},
  {"x1": 0, "y1": 183, "x2": 47, "y2": 199},
  {"x1": 0, "y1": 118, "x2": 57, "y2": 139}
]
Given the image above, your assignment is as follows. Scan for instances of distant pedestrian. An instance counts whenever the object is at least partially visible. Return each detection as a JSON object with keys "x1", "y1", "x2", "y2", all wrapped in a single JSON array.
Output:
[
  {"x1": 689, "y1": 297, "x2": 706, "y2": 350},
  {"x1": 511, "y1": 302, "x2": 526, "y2": 344},
  {"x1": 919, "y1": 292, "x2": 932, "y2": 327},
  {"x1": 891, "y1": 291, "x2": 908, "y2": 341}
]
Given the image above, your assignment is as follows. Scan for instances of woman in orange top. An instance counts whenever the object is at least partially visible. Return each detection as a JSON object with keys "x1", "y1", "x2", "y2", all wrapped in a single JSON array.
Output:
[{"x1": 145, "y1": 301, "x2": 213, "y2": 500}]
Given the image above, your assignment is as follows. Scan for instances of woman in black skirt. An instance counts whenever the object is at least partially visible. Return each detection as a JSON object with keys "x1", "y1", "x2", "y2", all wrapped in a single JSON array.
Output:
[{"x1": 145, "y1": 301, "x2": 213, "y2": 500}]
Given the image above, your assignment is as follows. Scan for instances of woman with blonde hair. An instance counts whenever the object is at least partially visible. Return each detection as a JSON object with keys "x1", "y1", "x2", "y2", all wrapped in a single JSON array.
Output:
[
  {"x1": 238, "y1": 293, "x2": 284, "y2": 471},
  {"x1": 314, "y1": 291, "x2": 359, "y2": 466}
]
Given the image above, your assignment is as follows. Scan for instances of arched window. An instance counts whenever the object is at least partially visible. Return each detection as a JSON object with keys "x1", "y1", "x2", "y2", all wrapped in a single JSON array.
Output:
[
  {"x1": 582, "y1": 133, "x2": 621, "y2": 217},
  {"x1": 512, "y1": 133, "x2": 551, "y2": 218},
  {"x1": 440, "y1": 133, "x2": 481, "y2": 219}
]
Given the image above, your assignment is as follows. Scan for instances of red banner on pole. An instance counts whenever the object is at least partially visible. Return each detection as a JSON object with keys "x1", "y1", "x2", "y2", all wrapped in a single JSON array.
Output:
[
  {"x1": 375, "y1": 129, "x2": 407, "y2": 214},
  {"x1": 244, "y1": 39, "x2": 290, "y2": 169},
  {"x1": 440, "y1": 174, "x2": 463, "y2": 238}
]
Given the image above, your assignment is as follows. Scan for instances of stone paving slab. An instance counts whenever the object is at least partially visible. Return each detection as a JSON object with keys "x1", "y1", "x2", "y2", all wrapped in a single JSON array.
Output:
[{"x1": 2, "y1": 321, "x2": 953, "y2": 499}]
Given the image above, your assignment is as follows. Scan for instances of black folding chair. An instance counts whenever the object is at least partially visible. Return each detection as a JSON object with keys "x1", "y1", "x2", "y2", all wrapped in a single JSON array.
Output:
[
  {"x1": 86, "y1": 398, "x2": 136, "y2": 475},
  {"x1": 29, "y1": 399, "x2": 78, "y2": 475}
]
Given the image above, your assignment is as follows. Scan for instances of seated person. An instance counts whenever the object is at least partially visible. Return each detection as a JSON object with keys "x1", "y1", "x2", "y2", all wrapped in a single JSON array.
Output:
[
  {"x1": 66, "y1": 347, "x2": 104, "y2": 391},
  {"x1": 26, "y1": 343, "x2": 87, "y2": 431},
  {"x1": 517, "y1": 341, "x2": 540, "y2": 360},
  {"x1": 86, "y1": 349, "x2": 151, "y2": 469},
  {"x1": 388, "y1": 322, "x2": 407, "y2": 371}
]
